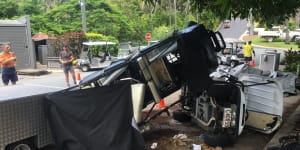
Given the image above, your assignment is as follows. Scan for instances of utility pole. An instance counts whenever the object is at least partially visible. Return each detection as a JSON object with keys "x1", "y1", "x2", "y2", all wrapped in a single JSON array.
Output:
[
  {"x1": 174, "y1": 0, "x2": 177, "y2": 29},
  {"x1": 296, "y1": 9, "x2": 300, "y2": 30},
  {"x1": 248, "y1": 8, "x2": 254, "y2": 36},
  {"x1": 80, "y1": 0, "x2": 87, "y2": 33},
  {"x1": 169, "y1": 0, "x2": 172, "y2": 28}
]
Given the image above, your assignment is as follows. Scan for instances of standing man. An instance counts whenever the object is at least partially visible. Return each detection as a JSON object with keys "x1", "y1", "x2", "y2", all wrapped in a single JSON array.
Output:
[
  {"x1": 59, "y1": 45, "x2": 76, "y2": 87},
  {"x1": 0, "y1": 44, "x2": 18, "y2": 85},
  {"x1": 243, "y1": 41, "x2": 255, "y2": 65}
]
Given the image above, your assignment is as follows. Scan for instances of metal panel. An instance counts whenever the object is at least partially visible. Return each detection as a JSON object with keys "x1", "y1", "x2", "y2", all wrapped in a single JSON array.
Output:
[
  {"x1": 0, "y1": 26, "x2": 29, "y2": 70},
  {"x1": 38, "y1": 45, "x2": 48, "y2": 65},
  {"x1": 239, "y1": 74, "x2": 283, "y2": 116},
  {"x1": 259, "y1": 51, "x2": 280, "y2": 72},
  {"x1": 0, "y1": 85, "x2": 62, "y2": 150},
  {"x1": 0, "y1": 95, "x2": 53, "y2": 150},
  {"x1": 0, "y1": 16, "x2": 35, "y2": 70}
]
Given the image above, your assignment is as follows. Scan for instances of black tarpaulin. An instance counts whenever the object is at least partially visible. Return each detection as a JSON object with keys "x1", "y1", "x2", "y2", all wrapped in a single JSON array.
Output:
[{"x1": 44, "y1": 81, "x2": 145, "y2": 150}]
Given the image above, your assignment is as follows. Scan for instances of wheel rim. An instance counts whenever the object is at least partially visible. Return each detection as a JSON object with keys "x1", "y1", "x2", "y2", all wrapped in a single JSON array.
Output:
[
  {"x1": 82, "y1": 66, "x2": 88, "y2": 72},
  {"x1": 13, "y1": 144, "x2": 31, "y2": 150},
  {"x1": 230, "y1": 61, "x2": 236, "y2": 67},
  {"x1": 217, "y1": 57, "x2": 221, "y2": 64}
]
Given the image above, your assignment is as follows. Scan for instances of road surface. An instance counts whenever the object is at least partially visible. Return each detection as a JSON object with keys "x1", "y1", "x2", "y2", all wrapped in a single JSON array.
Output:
[{"x1": 218, "y1": 18, "x2": 248, "y2": 39}]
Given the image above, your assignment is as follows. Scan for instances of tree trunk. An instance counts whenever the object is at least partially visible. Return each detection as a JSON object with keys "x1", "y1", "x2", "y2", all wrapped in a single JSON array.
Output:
[{"x1": 285, "y1": 20, "x2": 290, "y2": 44}]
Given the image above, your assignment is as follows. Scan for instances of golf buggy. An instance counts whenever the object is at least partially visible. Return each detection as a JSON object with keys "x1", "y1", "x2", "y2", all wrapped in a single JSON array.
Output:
[
  {"x1": 218, "y1": 38, "x2": 245, "y2": 67},
  {"x1": 62, "y1": 22, "x2": 282, "y2": 147},
  {"x1": 77, "y1": 41, "x2": 119, "y2": 72}
]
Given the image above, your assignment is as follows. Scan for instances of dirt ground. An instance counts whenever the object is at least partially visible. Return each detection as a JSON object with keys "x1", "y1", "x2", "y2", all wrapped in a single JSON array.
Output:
[
  {"x1": 142, "y1": 109, "x2": 205, "y2": 150},
  {"x1": 141, "y1": 90, "x2": 275, "y2": 150},
  {"x1": 141, "y1": 107, "x2": 272, "y2": 150},
  {"x1": 141, "y1": 89, "x2": 300, "y2": 150}
]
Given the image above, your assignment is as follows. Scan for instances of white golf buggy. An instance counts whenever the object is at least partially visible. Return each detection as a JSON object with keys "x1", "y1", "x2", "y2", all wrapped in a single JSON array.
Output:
[
  {"x1": 77, "y1": 41, "x2": 119, "y2": 72},
  {"x1": 218, "y1": 38, "x2": 245, "y2": 67}
]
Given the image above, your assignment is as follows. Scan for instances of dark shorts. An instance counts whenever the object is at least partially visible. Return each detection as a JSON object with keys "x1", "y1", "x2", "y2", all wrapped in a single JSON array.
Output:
[
  {"x1": 63, "y1": 65, "x2": 74, "y2": 74},
  {"x1": 2, "y1": 67, "x2": 18, "y2": 85},
  {"x1": 245, "y1": 57, "x2": 252, "y2": 61}
]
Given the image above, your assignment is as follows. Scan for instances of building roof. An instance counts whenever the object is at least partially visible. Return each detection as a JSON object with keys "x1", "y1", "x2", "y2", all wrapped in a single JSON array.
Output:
[
  {"x1": 32, "y1": 32, "x2": 49, "y2": 41},
  {"x1": 0, "y1": 16, "x2": 27, "y2": 26}
]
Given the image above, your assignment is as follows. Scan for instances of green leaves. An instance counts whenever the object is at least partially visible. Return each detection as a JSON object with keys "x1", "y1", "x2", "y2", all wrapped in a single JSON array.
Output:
[
  {"x1": 146, "y1": 0, "x2": 300, "y2": 27},
  {"x1": 0, "y1": 1, "x2": 19, "y2": 18}
]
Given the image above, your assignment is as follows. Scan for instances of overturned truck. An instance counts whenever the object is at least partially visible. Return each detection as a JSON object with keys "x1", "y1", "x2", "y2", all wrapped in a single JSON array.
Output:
[{"x1": 61, "y1": 22, "x2": 282, "y2": 147}]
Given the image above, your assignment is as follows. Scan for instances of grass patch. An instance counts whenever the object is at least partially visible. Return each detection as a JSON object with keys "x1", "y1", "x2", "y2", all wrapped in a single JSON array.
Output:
[{"x1": 252, "y1": 37, "x2": 299, "y2": 50}]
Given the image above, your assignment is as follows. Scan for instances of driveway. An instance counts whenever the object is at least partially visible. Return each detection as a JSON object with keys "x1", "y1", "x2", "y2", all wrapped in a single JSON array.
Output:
[{"x1": 218, "y1": 18, "x2": 248, "y2": 39}]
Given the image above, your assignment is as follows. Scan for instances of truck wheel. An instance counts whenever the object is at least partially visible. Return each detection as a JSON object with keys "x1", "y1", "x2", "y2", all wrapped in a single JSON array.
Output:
[
  {"x1": 267, "y1": 37, "x2": 274, "y2": 42},
  {"x1": 172, "y1": 110, "x2": 191, "y2": 122},
  {"x1": 230, "y1": 61, "x2": 238, "y2": 68},
  {"x1": 81, "y1": 65, "x2": 89, "y2": 72},
  {"x1": 217, "y1": 56, "x2": 222, "y2": 65},
  {"x1": 204, "y1": 133, "x2": 235, "y2": 147},
  {"x1": 5, "y1": 139, "x2": 36, "y2": 150}
]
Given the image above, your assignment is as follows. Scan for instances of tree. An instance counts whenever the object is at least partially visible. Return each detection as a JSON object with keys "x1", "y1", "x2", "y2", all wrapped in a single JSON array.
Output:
[
  {"x1": 0, "y1": 1, "x2": 19, "y2": 18},
  {"x1": 19, "y1": 2, "x2": 43, "y2": 16},
  {"x1": 145, "y1": 0, "x2": 300, "y2": 27}
]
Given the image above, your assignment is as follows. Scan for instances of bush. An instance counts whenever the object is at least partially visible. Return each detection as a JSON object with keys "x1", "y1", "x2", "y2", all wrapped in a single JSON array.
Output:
[
  {"x1": 284, "y1": 49, "x2": 300, "y2": 76},
  {"x1": 48, "y1": 31, "x2": 86, "y2": 58}
]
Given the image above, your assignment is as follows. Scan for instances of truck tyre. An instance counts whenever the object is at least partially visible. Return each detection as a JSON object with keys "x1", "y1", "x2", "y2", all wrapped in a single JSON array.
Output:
[
  {"x1": 217, "y1": 56, "x2": 222, "y2": 65},
  {"x1": 230, "y1": 61, "x2": 238, "y2": 68},
  {"x1": 204, "y1": 133, "x2": 234, "y2": 147},
  {"x1": 267, "y1": 37, "x2": 274, "y2": 42},
  {"x1": 5, "y1": 139, "x2": 36, "y2": 150},
  {"x1": 81, "y1": 65, "x2": 89, "y2": 72},
  {"x1": 172, "y1": 110, "x2": 191, "y2": 122}
]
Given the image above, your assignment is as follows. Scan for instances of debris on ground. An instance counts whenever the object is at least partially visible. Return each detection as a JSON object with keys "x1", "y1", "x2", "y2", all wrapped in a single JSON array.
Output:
[
  {"x1": 150, "y1": 142, "x2": 158, "y2": 149},
  {"x1": 192, "y1": 144, "x2": 201, "y2": 150},
  {"x1": 172, "y1": 133, "x2": 191, "y2": 146}
]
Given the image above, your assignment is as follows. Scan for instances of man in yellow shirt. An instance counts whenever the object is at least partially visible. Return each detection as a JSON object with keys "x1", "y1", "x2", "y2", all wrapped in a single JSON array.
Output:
[{"x1": 243, "y1": 41, "x2": 255, "y2": 65}]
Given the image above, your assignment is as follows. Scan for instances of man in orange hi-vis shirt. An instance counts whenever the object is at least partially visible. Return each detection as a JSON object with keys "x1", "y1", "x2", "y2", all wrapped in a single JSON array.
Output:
[{"x1": 0, "y1": 44, "x2": 18, "y2": 85}]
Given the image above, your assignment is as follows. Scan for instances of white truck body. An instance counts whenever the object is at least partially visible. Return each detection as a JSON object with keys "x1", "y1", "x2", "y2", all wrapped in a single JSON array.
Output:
[{"x1": 258, "y1": 27, "x2": 300, "y2": 42}]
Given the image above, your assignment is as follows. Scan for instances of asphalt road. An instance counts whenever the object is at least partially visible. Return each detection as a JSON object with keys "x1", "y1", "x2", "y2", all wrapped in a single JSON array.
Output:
[
  {"x1": 0, "y1": 69, "x2": 94, "y2": 88},
  {"x1": 218, "y1": 18, "x2": 248, "y2": 39}
]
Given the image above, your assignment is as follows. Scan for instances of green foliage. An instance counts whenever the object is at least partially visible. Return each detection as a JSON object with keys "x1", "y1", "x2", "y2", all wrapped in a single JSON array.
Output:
[
  {"x1": 29, "y1": 0, "x2": 139, "y2": 44},
  {"x1": 85, "y1": 33, "x2": 107, "y2": 41},
  {"x1": 288, "y1": 20, "x2": 296, "y2": 30},
  {"x1": 1, "y1": 0, "x2": 222, "y2": 45},
  {"x1": 197, "y1": 9, "x2": 220, "y2": 30},
  {"x1": 48, "y1": 31, "x2": 86, "y2": 58},
  {"x1": 152, "y1": 25, "x2": 172, "y2": 40},
  {"x1": 145, "y1": 0, "x2": 300, "y2": 28},
  {"x1": 284, "y1": 49, "x2": 300, "y2": 76},
  {"x1": 85, "y1": 32, "x2": 119, "y2": 56},
  {"x1": 19, "y1": 2, "x2": 43, "y2": 16},
  {"x1": 0, "y1": 1, "x2": 19, "y2": 18},
  {"x1": 252, "y1": 37, "x2": 299, "y2": 50}
]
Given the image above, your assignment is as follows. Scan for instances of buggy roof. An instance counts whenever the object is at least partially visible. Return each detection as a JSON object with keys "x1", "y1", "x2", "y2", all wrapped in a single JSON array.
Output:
[
  {"x1": 82, "y1": 41, "x2": 116, "y2": 46},
  {"x1": 224, "y1": 38, "x2": 244, "y2": 43}
]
